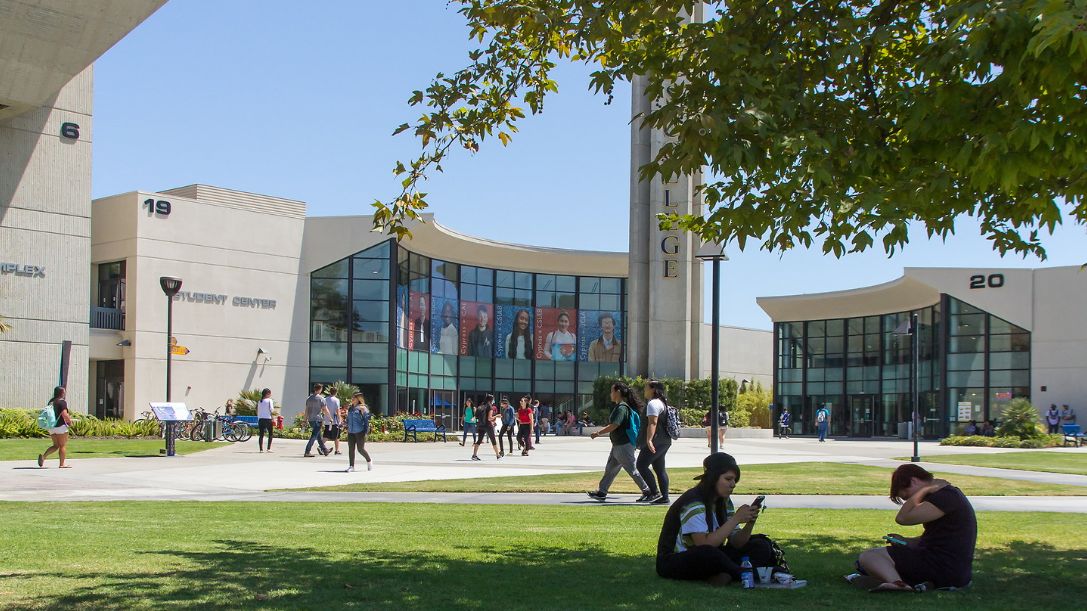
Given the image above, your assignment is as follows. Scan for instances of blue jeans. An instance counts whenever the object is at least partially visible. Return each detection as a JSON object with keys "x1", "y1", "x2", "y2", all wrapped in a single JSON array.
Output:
[
  {"x1": 534, "y1": 423, "x2": 541, "y2": 444},
  {"x1": 305, "y1": 420, "x2": 328, "y2": 455},
  {"x1": 462, "y1": 422, "x2": 477, "y2": 444},
  {"x1": 817, "y1": 421, "x2": 828, "y2": 441}
]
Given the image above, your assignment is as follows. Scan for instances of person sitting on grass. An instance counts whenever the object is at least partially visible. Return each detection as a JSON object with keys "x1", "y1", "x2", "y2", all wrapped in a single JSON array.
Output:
[
  {"x1": 851, "y1": 464, "x2": 977, "y2": 592},
  {"x1": 655, "y1": 452, "x2": 775, "y2": 586}
]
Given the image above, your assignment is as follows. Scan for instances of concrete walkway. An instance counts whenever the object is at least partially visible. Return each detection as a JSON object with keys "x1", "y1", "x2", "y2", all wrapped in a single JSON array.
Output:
[{"x1": 2, "y1": 435, "x2": 1084, "y2": 511}]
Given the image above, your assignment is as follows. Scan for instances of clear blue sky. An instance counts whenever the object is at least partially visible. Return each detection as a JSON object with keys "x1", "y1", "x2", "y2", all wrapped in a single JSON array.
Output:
[{"x1": 92, "y1": 1, "x2": 1085, "y2": 331}]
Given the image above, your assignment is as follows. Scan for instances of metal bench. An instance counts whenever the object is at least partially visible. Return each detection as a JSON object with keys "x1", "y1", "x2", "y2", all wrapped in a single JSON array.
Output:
[
  {"x1": 1062, "y1": 424, "x2": 1085, "y2": 447},
  {"x1": 403, "y1": 418, "x2": 447, "y2": 442}
]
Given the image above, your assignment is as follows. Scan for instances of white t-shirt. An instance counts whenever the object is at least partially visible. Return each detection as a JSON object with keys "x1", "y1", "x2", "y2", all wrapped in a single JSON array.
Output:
[
  {"x1": 257, "y1": 398, "x2": 274, "y2": 419},
  {"x1": 646, "y1": 398, "x2": 665, "y2": 419},
  {"x1": 325, "y1": 396, "x2": 341, "y2": 424}
]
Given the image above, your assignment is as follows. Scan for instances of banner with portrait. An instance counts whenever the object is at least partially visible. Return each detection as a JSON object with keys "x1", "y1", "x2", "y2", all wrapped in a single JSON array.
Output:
[
  {"x1": 430, "y1": 296, "x2": 460, "y2": 354},
  {"x1": 535, "y1": 307, "x2": 578, "y2": 361},
  {"x1": 495, "y1": 305, "x2": 534, "y2": 360},
  {"x1": 407, "y1": 290, "x2": 430, "y2": 351},
  {"x1": 459, "y1": 301, "x2": 494, "y2": 357},
  {"x1": 578, "y1": 310, "x2": 622, "y2": 362},
  {"x1": 395, "y1": 285, "x2": 409, "y2": 349}
]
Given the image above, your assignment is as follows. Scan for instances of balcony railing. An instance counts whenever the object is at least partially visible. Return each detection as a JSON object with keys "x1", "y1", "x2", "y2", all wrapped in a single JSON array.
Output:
[{"x1": 91, "y1": 307, "x2": 124, "y2": 330}]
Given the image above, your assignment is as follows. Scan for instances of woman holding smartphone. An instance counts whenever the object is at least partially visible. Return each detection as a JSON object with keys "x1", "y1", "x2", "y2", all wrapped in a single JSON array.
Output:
[
  {"x1": 655, "y1": 453, "x2": 777, "y2": 586},
  {"x1": 851, "y1": 464, "x2": 977, "y2": 591}
]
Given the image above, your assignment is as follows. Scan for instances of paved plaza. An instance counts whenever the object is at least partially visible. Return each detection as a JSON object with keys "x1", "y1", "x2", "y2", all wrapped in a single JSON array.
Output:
[{"x1": 2, "y1": 435, "x2": 1084, "y2": 511}]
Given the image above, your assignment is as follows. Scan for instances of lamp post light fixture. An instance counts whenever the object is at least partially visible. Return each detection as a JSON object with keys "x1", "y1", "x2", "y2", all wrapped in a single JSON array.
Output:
[
  {"x1": 159, "y1": 276, "x2": 183, "y2": 402},
  {"x1": 695, "y1": 242, "x2": 728, "y2": 454}
]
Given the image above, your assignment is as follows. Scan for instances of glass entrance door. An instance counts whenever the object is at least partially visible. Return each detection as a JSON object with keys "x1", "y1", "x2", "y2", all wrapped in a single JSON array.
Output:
[
  {"x1": 95, "y1": 360, "x2": 124, "y2": 419},
  {"x1": 849, "y1": 395, "x2": 874, "y2": 437}
]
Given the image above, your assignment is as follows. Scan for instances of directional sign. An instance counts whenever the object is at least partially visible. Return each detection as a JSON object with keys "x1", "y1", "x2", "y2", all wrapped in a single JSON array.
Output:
[{"x1": 170, "y1": 345, "x2": 190, "y2": 356}]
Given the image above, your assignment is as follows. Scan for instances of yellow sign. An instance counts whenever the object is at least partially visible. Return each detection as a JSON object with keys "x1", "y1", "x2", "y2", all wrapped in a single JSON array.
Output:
[{"x1": 170, "y1": 345, "x2": 190, "y2": 356}]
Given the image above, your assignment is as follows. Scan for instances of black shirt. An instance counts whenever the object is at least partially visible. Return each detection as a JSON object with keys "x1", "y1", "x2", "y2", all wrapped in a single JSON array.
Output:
[
  {"x1": 53, "y1": 399, "x2": 68, "y2": 425},
  {"x1": 918, "y1": 485, "x2": 977, "y2": 586}
]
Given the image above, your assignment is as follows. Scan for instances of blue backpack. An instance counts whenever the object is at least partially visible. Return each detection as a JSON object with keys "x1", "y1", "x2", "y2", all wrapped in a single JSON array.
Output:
[
  {"x1": 38, "y1": 405, "x2": 57, "y2": 429},
  {"x1": 623, "y1": 404, "x2": 641, "y2": 446}
]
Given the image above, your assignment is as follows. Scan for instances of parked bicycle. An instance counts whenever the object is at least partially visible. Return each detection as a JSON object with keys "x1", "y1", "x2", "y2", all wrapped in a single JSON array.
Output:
[{"x1": 189, "y1": 408, "x2": 251, "y2": 442}]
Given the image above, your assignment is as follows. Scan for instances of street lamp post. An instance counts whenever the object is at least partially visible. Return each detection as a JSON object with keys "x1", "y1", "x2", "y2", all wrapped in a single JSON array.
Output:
[
  {"x1": 894, "y1": 312, "x2": 922, "y2": 463},
  {"x1": 696, "y1": 243, "x2": 728, "y2": 454},
  {"x1": 910, "y1": 311, "x2": 921, "y2": 463},
  {"x1": 159, "y1": 276, "x2": 183, "y2": 402}
]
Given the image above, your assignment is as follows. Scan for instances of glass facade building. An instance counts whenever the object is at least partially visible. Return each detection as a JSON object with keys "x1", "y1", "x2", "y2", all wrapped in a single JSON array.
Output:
[
  {"x1": 773, "y1": 295, "x2": 1030, "y2": 438},
  {"x1": 310, "y1": 239, "x2": 625, "y2": 427}
]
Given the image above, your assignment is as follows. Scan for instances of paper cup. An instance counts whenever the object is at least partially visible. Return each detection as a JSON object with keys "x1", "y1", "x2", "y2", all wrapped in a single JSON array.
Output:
[{"x1": 757, "y1": 567, "x2": 773, "y2": 583}]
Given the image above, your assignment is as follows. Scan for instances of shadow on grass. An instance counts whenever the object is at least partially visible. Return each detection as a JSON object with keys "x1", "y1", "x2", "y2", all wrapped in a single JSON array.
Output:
[{"x1": 6, "y1": 535, "x2": 1085, "y2": 610}]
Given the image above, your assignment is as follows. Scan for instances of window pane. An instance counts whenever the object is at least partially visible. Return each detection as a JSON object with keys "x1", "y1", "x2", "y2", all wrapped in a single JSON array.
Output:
[
  {"x1": 352, "y1": 280, "x2": 389, "y2": 301},
  {"x1": 353, "y1": 300, "x2": 389, "y2": 323},
  {"x1": 990, "y1": 333, "x2": 1030, "y2": 352},
  {"x1": 557, "y1": 276, "x2": 576, "y2": 292},
  {"x1": 311, "y1": 342, "x2": 347, "y2": 367},
  {"x1": 496, "y1": 271, "x2": 514, "y2": 288},
  {"x1": 313, "y1": 259, "x2": 348, "y2": 279},
  {"x1": 352, "y1": 321, "x2": 388, "y2": 343},
  {"x1": 515, "y1": 272, "x2": 532, "y2": 289},
  {"x1": 599, "y1": 295, "x2": 620, "y2": 310},
  {"x1": 990, "y1": 352, "x2": 1029, "y2": 369},
  {"x1": 352, "y1": 343, "x2": 388, "y2": 368},
  {"x1": 599, "y1": 278, "x2": 621, "y2": 293},
  {"x1": 353, "y1": 258, "x2": 389, "y2": 279},
  {"x1": 949, "y1": 335, "x2": 985, "y2": 353},
  {"x1": 580, "y1": 294, "x2": 600, "y2": 309},
  {"x1": 477, "y1": 268, "x2": 493, "y2": 285},
  {"x1": 580, "y1": 277, "x2": 600, "y2": 293}
]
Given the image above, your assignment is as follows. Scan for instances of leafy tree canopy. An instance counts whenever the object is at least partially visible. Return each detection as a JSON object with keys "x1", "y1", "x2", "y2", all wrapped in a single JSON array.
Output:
[{"x1": 375, "y1": 0, "x2": 1086, "y2": 259}]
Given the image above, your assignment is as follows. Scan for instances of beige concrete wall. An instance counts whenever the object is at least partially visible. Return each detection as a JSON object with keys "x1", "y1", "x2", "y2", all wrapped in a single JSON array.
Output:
[
  {"x1": 698, "y1": 324, "x2": 773, "y2": 387},
  {"x1": 1030, "y1": 267, "x2": 1087, "y2": 411},
  {"x1": 90, "y1": 189, "x2": 308, "y2": 419},
  {"x1": 0, "y1": 67, "x2": 92, "y2": 411}
]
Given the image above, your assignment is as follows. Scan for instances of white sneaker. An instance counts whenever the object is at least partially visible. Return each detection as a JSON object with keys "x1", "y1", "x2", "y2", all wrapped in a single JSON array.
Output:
[
  {"x1": 345, "y1": 466, "x2": 354, "y2": 472},
  {"x1": 366, "y1": 461, "x2": 373, "y2": 471}
]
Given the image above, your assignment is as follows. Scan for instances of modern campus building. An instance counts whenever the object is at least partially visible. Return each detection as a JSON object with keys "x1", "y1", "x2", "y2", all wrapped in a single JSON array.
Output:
[
  {"x1": 83, "y1": 185, "x2": 770, "y2": 422},
  {"x1": 759, "y1": 267, "x2": 1087, "y2": 438}
]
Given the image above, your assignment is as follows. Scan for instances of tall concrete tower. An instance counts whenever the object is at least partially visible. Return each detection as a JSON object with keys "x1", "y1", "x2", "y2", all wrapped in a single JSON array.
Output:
[{"x1": 627, "y1": 6, "x2": 704, "y2": 380}]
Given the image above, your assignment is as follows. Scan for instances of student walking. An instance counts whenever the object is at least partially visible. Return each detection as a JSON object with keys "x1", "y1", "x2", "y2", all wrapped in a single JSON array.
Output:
[
  {"x1": 257, "y1": 388, "x2": 275, "y2": 453},
  {"x1": 816, "y1": 404, "x2": 830, "y2": 442},
  {"x1": 636, "y1": 380, "x2": 673, "y2": 504},
  {"x1": 516, "y1": 396, "x2": 535, "y2": 456},
  {"x1": 498, "y1": 397, "x2": 516, "y2": 456},
  {"x1": 37, "y1": 386, "x2": 72, "y2": 469},
  {"x1": 532, "y1": 399, "x2": 543, "y2": 445},
  {"x1": 471, "y1": 394, "x2": 502, "y2": 461},
  {"x1": 304, "y1": 383, "x2": 331, "y2": 457},
  {"x1": 344, "y1": 392, "x2": 373, "y2": 472},
  {"x1": 461, "y1": 397, "x2": 477, "y2": 446},
  {"x1": 324, "y1": 387, "x2": 343, "y2": 455},
  {"x1": 587, "y1": 382, "x2": 652, "y2": 501},
  {"x1": 778, "y1": 407, "x2": 791, "y2": 439}
]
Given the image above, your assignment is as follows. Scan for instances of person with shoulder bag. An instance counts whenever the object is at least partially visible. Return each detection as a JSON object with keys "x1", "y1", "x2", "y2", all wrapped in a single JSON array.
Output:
[
  {"x1": 461, "y1": 397, "x2": 477, "y2": 446},
  {"x1": 38, "y1": 386, "x2": 73, "y2": 468},
  {"x1": 657, "y1": 453, "x2": 796, "y2": 587},
  {"x1": 587, "y1": 382, "x2": 652, "y2": 502},
  {"x1": 344, "y1": 392, "x2": 373, "y2": 472},
  {"x1": 636, "y1": 379, "x2": 674, "y2": 505}
]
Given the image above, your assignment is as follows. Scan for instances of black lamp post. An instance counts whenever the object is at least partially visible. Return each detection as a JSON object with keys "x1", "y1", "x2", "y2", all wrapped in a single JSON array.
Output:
[
  {"x1": 696, "y1": 242, "x2": 728, "y2": 454},
  {"x1": 159, "y1": 276, "x2": 182, "y2": 402},
  {"x1": 894, "y1": 312, "x2": 922, "y2": 463}
]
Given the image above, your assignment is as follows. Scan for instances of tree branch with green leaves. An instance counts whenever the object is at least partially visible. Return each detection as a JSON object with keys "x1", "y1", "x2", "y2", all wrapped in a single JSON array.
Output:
[{"x1": 377, "y1": 0, "x2": 1086, "y2": 259}]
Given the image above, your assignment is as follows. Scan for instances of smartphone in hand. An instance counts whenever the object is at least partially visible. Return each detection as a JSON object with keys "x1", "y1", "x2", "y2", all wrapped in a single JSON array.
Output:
[
  {"x1": 753, "y1": 495, "x2": 766, "y2": 508},
  {"x1": 883, "y1": 534, "x2": 908, "y2": 546}
]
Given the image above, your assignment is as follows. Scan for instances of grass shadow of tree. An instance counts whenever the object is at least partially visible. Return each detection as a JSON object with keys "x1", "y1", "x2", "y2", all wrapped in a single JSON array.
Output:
[{"x1": 6, "y1": 533, "x2": 1085, "y2": 610}]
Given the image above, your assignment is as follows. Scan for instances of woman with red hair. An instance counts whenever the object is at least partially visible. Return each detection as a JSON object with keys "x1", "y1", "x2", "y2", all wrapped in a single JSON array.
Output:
[{"x1": 852, "y1": 464, "x2": 977, "y2": 592}]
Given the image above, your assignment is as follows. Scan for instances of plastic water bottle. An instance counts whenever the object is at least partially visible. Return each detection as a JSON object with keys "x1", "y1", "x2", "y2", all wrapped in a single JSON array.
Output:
[{"x1": 740, "y1": 556, "x2": 755, "y2": 589}]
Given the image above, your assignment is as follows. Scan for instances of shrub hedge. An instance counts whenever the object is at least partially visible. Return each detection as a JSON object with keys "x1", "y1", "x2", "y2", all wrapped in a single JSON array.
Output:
[
  {"x1": 939, "y1": 434, "x2": 1063, "y2": 448},
  {"x1": 0, "y1": 409, "x2": 161, "y2": 439}
]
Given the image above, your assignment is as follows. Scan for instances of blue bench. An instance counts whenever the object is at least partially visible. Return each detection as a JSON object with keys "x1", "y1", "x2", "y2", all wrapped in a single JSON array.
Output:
[
  {"x1": 403, "y1": 419, "x2": 447, "y2": 442},
  {"x1": 1063, "y1": 424, "x2": 1085, "y2": 447}
]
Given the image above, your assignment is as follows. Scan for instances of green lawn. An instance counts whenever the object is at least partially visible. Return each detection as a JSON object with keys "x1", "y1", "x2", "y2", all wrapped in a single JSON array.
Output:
[
  {"x1": 0, "y1": 438, "x2": 226, "y2": 461},
  {"x1": 0, "y1": 502, "x2": 1082, "y2": 610},
  {"x1": 291, "y1": 461, "x2": 1087, "y2": 496},
  {"x1": 909, "y1": 451, "x2": 1087, "y2": 476}
]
